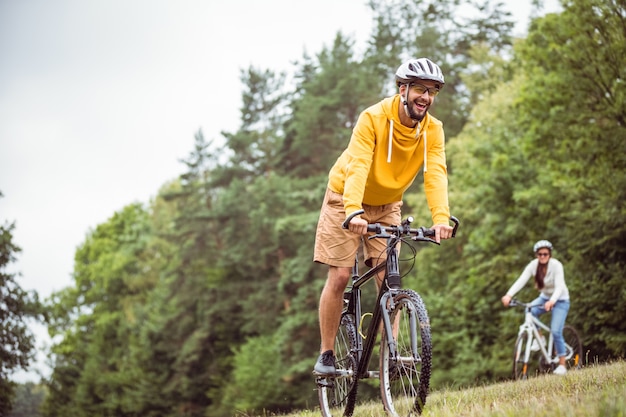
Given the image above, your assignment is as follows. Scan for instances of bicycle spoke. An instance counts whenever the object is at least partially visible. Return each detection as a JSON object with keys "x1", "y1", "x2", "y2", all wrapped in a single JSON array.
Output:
[
  {"x1": 318, "y1": 314, "x2": 358, "y2": 417},
  {"x1": 513, "y1": 332, "x2": 530, "y2": 380},
  {"x1": 562, "y1": 325, "x2": 583, "y2": 370},
  {"x1": 380, "y1": 291, "x2": 431, "y2": 416}
]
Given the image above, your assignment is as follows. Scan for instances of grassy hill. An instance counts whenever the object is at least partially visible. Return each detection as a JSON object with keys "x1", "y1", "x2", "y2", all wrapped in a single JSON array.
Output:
[{"x1": 274, "y1": 361, "x2": 626, "y2": 417}]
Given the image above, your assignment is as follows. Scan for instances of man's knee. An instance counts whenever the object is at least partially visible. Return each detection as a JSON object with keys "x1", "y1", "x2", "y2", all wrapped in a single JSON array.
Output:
[{"x1": 326, "y1": 267, "x2": 351, "y2": 292}]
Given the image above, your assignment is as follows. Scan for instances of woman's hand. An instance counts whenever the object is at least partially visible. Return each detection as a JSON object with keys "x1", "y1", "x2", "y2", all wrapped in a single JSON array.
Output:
[
  {"x1": 544, "y1": 300, "x2": 555, "y2": 311},
  {"x1": 501, "y1": 295, "x2": 512, "y2": 307}
]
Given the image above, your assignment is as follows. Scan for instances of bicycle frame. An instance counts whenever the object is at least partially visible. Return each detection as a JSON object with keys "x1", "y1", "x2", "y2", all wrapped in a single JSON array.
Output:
[
  {"x1": 517, "y1": 304, "x2": 575, "y2": 365},
  {"x1": 317, "y1": 213, "x2": 458, "y2": 416},
  {"x1": 518, "y1": 307, "x2": 556, "y2": 365},
  {"x1": 345, "y1": 237, "x2": 420, "y2": 380}
]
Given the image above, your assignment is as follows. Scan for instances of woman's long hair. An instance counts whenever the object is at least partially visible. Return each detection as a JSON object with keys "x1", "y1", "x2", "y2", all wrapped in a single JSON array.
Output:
[{"x1": 534, "y1": 256, "x2": 549, "y2": 290}]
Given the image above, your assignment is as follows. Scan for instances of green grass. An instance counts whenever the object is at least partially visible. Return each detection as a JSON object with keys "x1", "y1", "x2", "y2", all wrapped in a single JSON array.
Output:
[{"x1": 273, "y1": 361, "x2": 626, "y2": 417}]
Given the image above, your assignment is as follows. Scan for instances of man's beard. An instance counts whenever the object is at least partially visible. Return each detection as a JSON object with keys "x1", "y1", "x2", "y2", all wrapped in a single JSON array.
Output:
[{"x1": 406, "y1": 101, "x2": 427, "y2": 122}]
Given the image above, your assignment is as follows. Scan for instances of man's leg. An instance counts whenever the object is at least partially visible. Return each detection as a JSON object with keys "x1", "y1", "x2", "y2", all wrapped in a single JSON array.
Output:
[
  {"x1": 319, "y1": 266, "x2": 351, "y2": 352},
  {"x1": 314, "y1": 266, "x2": 351, "y2": 375}
]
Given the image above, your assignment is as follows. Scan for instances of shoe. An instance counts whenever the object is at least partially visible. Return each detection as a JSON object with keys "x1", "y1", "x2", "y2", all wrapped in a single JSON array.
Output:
[
  {"x1": 553, "y1": 365, "x2": 567, "y2": 375},
  {"x1": 313, "y1": 350, "x2": 336, "y2": 375},
  {"x1": 530, "y1": 335, "x2": 545, "y2": 352},
  {"x1": 530, "y1": 339, "x2": 540, "y2": 351}
]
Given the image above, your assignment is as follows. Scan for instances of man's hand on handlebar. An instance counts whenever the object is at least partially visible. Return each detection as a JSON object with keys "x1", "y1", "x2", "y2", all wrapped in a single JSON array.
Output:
[
  {"x1": 347, "y1": 216, "x2": 368, "y2": 235},
  {"x1": 431, "y1": 224, "x2": 454, "y2": 243},
  {"x1": 342, "y1": 210, "x2": 460, "y2": 242}
]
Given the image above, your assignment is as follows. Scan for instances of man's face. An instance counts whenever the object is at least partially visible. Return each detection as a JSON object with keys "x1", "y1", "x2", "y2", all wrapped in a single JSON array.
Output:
[{"x1": 401, "y1": 80, "x2": 440, "y2": 121}]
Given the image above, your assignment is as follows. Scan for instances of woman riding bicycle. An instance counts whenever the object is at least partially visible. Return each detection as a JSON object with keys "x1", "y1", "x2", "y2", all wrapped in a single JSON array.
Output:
[{"x1": 501, "y1": 240, "x2": 571, "y2": 375}]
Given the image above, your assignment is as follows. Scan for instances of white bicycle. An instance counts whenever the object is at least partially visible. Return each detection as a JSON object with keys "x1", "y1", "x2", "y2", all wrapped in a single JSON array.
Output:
[{"x1": 509, "y1": 299, "x2": 583, "y2": 379}]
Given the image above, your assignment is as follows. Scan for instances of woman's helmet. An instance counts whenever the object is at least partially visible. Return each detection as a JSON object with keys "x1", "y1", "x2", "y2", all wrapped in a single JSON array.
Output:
[
  {"x1": 395, "y1": 58, "x2": 445, "y2": 87},
  {"x1": 533, "y1": 240, "x2": 553, "y2": 253}
]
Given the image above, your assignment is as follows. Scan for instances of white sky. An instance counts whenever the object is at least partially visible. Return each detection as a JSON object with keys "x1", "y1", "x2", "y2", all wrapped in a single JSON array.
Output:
[{"x1": 1, "y1": 0, "x2": 560, "y2": 383}]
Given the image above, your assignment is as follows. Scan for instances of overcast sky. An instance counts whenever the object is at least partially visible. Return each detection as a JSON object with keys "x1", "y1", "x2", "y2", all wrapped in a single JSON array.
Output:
[{"x1": 1, "y1": 0, "x2": 559, "y2": 382}]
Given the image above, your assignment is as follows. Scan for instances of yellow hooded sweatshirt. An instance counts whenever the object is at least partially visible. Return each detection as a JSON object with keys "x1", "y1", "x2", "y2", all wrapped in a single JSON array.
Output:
[{"x1": 327, "y1": 94, "x2": 450, "y2": 225}]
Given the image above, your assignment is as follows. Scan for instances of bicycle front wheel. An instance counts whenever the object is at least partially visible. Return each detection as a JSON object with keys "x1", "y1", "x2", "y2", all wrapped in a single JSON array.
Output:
[
  {"x1": 318, "y1": 313, "x2": 358, "y2": 417},
  {"x1": 379, "y1": 290, "x2": 432, "y2": 416},
  {"x1": 513, "y1": 332, "x2": 531, "y2": 380}
]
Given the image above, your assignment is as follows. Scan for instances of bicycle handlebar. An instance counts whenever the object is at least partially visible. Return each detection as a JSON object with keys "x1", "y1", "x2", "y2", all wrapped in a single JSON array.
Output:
[
  {"x1": 508, "y1": 299, "x2": 525, "y2": 307},
  {"x1": 508, "y1": 299, "x2": 544, "y2": 309},
  {"x1": 341, "y1": 209, "x2": 459, "y2": 244}
]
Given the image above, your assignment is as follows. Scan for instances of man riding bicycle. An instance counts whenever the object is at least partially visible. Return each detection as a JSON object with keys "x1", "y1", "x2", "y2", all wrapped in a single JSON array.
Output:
[{"x1": 313, "y1": 58, "x2": 454, "y2": 375}]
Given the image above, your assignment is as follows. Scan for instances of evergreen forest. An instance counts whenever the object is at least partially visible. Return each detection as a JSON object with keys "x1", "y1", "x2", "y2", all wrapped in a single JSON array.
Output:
[{"x1": 3, "y1": 0, "x2": 625, "y2": 415}]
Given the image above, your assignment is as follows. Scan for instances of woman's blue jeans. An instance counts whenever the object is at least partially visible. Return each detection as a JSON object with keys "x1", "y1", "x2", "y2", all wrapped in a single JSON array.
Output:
[{"x1": 530, "y1": 296, "x2": 570, "y2": 357}]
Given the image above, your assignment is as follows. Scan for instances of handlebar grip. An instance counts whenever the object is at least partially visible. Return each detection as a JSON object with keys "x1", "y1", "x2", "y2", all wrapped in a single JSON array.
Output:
[
  {"x1": 423, "y1": 228, "x2": 436, "y2": 237},
  {"x1": 341, "y1": 209, "x2": 365, "y2": 230},
  {"x1": 450, "y1": 216, "x2": 460, "y2": 238},
  {"x1": 423, "y1": 215, "x2": 459, "y2": 238},
  {"x1": 367, "y1": 224, "x2": 381, "y2": 233}
]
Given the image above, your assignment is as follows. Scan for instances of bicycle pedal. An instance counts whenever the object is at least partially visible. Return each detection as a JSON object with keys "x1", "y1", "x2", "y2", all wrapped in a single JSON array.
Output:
[{"x1": 316, "y1": 377, "x2": 334, "y2": 388}]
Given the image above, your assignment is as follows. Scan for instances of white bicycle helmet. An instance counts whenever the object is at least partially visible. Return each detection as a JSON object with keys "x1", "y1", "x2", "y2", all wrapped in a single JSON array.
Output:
[
  {"x1": 533, "y1": 240, "x2": 553, "y2": 253},
  {"x1": 395, "y1": 58, "x2": 445, "y2": 87}
]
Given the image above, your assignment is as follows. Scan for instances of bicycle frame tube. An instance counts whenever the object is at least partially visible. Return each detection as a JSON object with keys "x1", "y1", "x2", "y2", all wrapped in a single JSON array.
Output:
[
  {"x1": 386, "y1": 240, "x2": 402, "y2": 289},
  {"x1": 348, "y1": 240, "x2": 421, "y2": 379},
  {"x1": 531, "y1": 315, "x2": 557, "y2": 362},
  {"x1": 347, "y1": 261, "x2": 386, "y2": 378},
  {"x1": 519, "y1": 307, "x2": 559, "y2": 364},
  {"x1": 356, "y1": 292, "x2": 384, "y2": 378},
  {"x1": 376, "y1": 236, "x2": 419, "y2": 362},
  {"x1": 532, "y1": 314, "x2": 577, "y2": 362}
]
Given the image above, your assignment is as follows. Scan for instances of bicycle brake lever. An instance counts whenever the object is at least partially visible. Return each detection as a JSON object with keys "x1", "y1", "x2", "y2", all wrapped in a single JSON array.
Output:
[
  {"x1": 412, "y1": 231, "x2": 440, "y2": 245},
  {"x1": 368, "y1": 233, "x2": 390, "y2": 240}
]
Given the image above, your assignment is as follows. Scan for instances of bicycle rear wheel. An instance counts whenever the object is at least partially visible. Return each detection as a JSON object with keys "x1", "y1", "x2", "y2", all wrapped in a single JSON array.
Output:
[
  {"x1": 318, "y1": 313, "x2": 358, "y2": 417},
  {"x1": 561, "y1": 325, "x2": 583, "y2": 370},
  {"x1": 379, "y1": 290, "x2": 432, "y2": 416},
  {"x1": 513, "y1": 332, "x2": 531, "y2": 380}
]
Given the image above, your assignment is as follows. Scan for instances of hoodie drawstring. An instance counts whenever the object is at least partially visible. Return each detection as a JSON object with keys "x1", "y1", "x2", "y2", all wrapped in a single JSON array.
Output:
[
  {"x1": 423, "y1": 127, "x2": 428, "y2": 173},
  {"x1": 387, "y1": 119, "x2": 394, "y2": 163}
]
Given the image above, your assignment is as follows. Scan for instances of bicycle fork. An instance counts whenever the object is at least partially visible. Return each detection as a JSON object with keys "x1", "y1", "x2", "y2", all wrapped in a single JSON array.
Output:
[
  {"x1": 380, "y1": 292, "x2": 420, "y2": 365},
  {"x1": 519, "y1": 326, "x2": 534, "y2": 352}
]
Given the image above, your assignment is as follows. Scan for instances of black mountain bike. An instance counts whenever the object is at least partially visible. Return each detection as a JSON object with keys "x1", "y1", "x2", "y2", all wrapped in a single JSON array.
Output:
[{"x1": 315, "y1": 210, "x2": 459, "y2": 417}]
